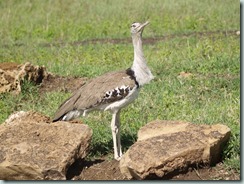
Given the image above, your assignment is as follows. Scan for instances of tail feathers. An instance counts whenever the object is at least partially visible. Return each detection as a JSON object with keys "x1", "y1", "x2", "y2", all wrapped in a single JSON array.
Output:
[
  {"x1": 52, "y1": 115, "x2": 65, "y2": 122},
  {"x1": 53, "y1": 110, "x2": 81, "y2": 122}
]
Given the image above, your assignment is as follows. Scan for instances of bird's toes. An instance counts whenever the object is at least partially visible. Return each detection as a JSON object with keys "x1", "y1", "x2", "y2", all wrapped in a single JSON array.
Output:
[{"x1": 114, "y1": 155, "x2": 123, "y2": 161}]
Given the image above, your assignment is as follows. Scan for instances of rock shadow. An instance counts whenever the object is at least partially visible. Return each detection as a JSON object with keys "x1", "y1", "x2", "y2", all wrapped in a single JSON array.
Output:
[{"x1": 66, "y1": 158, "x2": 104, "y2": 180}]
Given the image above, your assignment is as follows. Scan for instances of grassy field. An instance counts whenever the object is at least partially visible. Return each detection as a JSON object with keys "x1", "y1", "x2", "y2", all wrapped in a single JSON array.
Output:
[{"x1": 0, "y1": 0, "x2": 240, "y2": 172}]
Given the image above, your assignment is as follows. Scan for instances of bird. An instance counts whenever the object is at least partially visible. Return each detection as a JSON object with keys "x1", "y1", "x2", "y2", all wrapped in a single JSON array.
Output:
[{"x1": 52, "y1": 21, "x2": 154, "y2": 160}]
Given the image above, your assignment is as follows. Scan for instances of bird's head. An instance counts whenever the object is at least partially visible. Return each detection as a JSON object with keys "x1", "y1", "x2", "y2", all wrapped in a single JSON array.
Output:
[{"x1": 130, "y1": 21, "x2": 149, "y2": 35}]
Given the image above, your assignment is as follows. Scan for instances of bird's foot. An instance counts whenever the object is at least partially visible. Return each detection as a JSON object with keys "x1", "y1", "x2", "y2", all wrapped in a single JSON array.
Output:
[
  {"x1": 114, "y1": 154, "x2": 123, "y2": 161},
  {"x1": 114, "y1": 152, "x2": 123, "y2": 161}
]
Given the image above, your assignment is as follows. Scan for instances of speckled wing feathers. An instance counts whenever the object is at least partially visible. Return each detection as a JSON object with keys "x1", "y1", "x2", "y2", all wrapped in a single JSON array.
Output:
[{"x1": 53, "y1": 69, "x2": 137, "y2": 121}]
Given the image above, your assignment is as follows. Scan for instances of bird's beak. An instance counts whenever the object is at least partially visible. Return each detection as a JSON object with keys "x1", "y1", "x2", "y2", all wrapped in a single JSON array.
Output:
[{"x1": 139, "y1": 21, "x2": 149, "y2": 31}]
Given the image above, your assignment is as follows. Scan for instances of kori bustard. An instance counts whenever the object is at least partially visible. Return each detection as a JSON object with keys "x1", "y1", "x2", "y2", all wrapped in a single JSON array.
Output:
[{"x1": 53, "y1": 21, "x2": 154, "y2": 160}]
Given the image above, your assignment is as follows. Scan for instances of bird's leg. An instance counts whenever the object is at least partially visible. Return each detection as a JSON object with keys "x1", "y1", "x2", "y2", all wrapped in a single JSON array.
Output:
[{"x1": 111, "y1": 110, "x2": 122, "y2": 161}]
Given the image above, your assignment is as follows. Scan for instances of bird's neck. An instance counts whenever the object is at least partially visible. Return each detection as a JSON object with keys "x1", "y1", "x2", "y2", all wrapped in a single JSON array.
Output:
[{"x1": 131, "y1": 35, "x2": 154, "y2": 86}]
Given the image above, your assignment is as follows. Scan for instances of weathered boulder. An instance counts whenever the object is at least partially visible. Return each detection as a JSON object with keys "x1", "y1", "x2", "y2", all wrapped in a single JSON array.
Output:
[
  {"x1": 120, "y1": 120, "x2": 231, "y2": 180},
  {"x1": 0, "y1": 62, "x2": 50, "y2": 94},
  {"x1": 0, "y1": 111, "x2": 92, "y2": 180}
]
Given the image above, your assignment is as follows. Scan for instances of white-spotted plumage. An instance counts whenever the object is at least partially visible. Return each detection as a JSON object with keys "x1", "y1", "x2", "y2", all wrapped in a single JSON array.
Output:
[
  {"x1": 102, "y1": 85, "x2": 132, "y2": 102},
  {"x1": 104, "y1": 85, "x2": 139, "y2": 112},
  {"x1": 53, "y1": 21, "x2": 153, "y2": 160}
]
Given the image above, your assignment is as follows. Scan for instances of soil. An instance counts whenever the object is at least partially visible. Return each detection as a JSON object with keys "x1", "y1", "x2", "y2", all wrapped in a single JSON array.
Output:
[
  {"x1": 1, "y1": 30, "x2": 240, "y2": 180},
  {"x1": 39, "y1": 74, "x2": 86, "y2": 94},
  {"x1": 0, "y1": 62, "x2": 19, "y2": 70},
  {"x1": 66, "y1": 158, "x2": 239, "y2": 180},
  {"x1": 40, "y1": 30, "x2": 239, "y2": 47}
]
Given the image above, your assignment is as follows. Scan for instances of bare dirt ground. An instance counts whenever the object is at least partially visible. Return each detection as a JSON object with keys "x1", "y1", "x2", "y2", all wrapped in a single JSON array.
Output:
[
  {"x1": 65, "y1": 157, "x2": 240, "y2": 181},
  {"x1": 40, "y1": 30, "x2": 239, "y2": 47},
  {"x1": 39, "y1": 74, "x2": 86, "y2": 94}
]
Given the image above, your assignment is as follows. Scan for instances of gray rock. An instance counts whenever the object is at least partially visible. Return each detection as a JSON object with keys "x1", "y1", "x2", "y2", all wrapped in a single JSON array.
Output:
[
  {"x1": 0, "y1": 111, "x2": 92, "y2": 180},
  {"x1": 120, "y1": 120, "x2": 231, "y2": 180}
]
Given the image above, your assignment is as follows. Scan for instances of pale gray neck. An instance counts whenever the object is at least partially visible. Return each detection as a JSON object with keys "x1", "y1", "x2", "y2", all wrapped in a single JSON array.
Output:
[{"x1": 131, "y1": 34, "x2": 154, "y2": 86}]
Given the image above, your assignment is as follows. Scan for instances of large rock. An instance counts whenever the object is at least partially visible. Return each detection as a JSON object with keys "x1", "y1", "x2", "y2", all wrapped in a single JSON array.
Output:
[
  {"x1": 0, "y1": 111, "x2": 92, "y2": 180},
  {"x1": 0, "y1": 62, "x2": 50, "y2": 94},
  {"x1": 120, "y1": 120, "x2": 231, "y2": 180}
]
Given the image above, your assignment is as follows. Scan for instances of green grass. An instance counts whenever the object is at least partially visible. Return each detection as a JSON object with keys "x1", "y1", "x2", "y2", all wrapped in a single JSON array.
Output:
[{"x1": 0, "y1": 0, "x2": 240, "y2": 173}]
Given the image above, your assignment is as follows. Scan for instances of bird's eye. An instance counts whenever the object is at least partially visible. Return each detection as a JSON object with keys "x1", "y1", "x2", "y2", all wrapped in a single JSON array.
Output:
[{"x1": 131, "y1": 24, "x2": 136, "y2": 28}]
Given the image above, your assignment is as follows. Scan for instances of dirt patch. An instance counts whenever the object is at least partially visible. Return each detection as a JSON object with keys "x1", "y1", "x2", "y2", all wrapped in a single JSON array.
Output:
[
  {"x1": 170, "y1": 163, "x2": 240, "y2": 180},
  {"x1": 2, "y1": 30, "x2": 238, "y2": 49},
  {"x1": 65, "y1": 157, "x2": 239, "y2": 180},
  {"x1": 40, "y1": 30, "x2": 239, "y2": 47},
  {"x1": 81, "y1": 30, "x2": 239, "y2": 45},
  {"x1": 67, "y1": 158, "x2": 125, "y2": 180},
  {"x1": 39, "y1": 74, "x2": 87, "y2": 94},
  {"x1": 0, "y1": 62, "x2": 19, "y2": 71}
]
